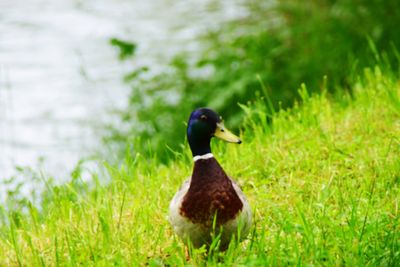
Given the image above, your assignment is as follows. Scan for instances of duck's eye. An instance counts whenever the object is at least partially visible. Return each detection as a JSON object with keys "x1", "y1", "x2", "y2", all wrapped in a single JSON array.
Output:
[{"x1": 200, "y1": 115, "x2": 207, "y2": 120}]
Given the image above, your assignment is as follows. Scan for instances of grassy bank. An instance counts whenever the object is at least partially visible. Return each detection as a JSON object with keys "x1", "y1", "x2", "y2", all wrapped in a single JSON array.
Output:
[{"x1": 0, "y1": 67, "x2": 399, "y2": 265}]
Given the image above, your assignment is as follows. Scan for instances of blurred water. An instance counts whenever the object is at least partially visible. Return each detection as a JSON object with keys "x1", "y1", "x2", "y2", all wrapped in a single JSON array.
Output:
[{"x1": 0, "y1": 0, "x2": 248, "y2": 198}]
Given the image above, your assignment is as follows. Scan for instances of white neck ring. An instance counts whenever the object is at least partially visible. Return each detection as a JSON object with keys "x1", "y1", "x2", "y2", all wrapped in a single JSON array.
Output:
[{"x1": 193, "y1": 153, "x2": 214, "y2": 162}]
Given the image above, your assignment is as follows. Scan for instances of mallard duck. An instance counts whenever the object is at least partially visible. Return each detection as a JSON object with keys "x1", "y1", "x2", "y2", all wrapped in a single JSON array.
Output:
[{"x1": 169, "y1": 108, "x2": 252, "y2": 250}]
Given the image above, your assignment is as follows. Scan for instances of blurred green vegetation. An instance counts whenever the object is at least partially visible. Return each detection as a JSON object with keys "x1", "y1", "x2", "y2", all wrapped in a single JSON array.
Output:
[
  {"x1": 106, "y1": 0, "x2": 400, "y2": 161},
  {"x1": 109, "y1": 38, "x2": 137, "y2": 60}
]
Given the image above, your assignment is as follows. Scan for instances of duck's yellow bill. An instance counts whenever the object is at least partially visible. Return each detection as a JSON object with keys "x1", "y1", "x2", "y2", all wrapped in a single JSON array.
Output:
[{"x1": 214, "y1": 122, "x2": 242, "y2": 144}]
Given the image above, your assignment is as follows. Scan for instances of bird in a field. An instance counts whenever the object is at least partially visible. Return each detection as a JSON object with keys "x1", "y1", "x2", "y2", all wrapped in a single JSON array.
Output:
[{"x1": 169, "y1": 108, "x2": 252, "y2": 250}]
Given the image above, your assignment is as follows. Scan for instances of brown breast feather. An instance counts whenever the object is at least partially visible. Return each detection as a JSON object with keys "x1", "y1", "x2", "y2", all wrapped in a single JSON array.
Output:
[{"x1": 180, "y1": 158, "x2": 243, "y2": 227}]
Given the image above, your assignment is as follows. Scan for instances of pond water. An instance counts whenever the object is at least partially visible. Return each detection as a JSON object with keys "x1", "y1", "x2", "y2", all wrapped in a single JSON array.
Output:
[{"x1": 0, "y1": 0, "x2": 248, "y2": 199}]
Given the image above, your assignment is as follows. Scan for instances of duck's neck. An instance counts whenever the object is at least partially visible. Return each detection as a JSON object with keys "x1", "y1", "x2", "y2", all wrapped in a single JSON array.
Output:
[{"x1": 188, "y1": 134, "x2": 212, "y2": 157}]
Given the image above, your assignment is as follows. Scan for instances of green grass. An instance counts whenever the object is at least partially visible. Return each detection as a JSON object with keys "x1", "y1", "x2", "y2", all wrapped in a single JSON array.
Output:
[{"x1": 0, "y1": 67, "x2": 399, "y2": 266}]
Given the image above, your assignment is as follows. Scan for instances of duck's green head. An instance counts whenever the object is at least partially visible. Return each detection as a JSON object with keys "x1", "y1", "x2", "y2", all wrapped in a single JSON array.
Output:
[{"x1": 187, "y1": 108, "x2": 241, "y2": 157}]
